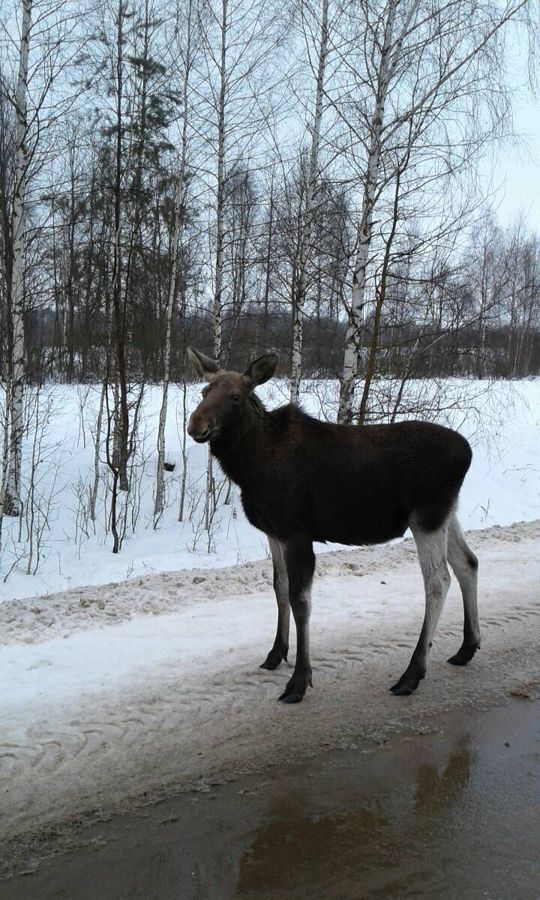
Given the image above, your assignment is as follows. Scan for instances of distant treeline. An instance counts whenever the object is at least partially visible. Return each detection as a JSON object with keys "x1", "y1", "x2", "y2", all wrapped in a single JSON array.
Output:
[{"x1": 20, "y1": 305, "x2": 540, "y2": 384}]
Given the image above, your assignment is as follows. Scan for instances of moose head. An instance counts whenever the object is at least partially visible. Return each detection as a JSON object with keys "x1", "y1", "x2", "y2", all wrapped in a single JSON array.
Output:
[{"x1": 187, "y1": 347, "x2": 278, "y2": 443}]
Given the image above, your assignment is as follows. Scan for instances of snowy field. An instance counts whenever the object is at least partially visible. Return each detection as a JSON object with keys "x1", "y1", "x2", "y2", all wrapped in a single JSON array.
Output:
[{"x1": 1, "y1": 377, "x2": 539, "y2": 602}]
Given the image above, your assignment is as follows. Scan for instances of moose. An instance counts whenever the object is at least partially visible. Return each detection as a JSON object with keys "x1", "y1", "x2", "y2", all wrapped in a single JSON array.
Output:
[{"x1": 187, "y1": 347, "x2": 480, "y2": 704}]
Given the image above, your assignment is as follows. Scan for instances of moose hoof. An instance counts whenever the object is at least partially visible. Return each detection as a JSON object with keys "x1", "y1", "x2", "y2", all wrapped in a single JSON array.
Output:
[
  {"x1": 448, "y1": 644, "x2": 479, "y2": 666},
  {"x1": 390, "y1": 668, "x2": 424, "y2": 696},
  {"x1": 260, "y1": 647, "x2": 287, "y2": 671},
  {"x1": 278, "y1": 672, "x2": 312, "y2": 704}
]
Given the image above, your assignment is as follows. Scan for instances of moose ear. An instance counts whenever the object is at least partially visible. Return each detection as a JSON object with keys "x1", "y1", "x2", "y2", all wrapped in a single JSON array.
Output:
[
  {"x1": 243, "y1": 353, "x2": 278, "y2": 388},
  {"x1": 187, "y1": 347, "x2": 220, "y2": 382}
]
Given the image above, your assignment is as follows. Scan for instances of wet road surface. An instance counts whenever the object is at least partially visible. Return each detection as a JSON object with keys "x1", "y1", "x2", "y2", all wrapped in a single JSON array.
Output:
[{"x1": 1, "y1": 698, "x2": 539, "y2": 900}]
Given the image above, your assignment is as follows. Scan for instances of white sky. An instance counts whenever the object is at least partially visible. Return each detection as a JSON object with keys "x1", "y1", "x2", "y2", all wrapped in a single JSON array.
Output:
[
  {"x1": 482, "y1": 95, "x2": 540, "y2": 227},
  {"x1": 477, "y1": 27, "x2": 540, "y2": 229}
]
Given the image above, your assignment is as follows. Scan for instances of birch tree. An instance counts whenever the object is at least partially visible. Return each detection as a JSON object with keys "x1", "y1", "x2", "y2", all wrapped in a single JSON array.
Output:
[
  {"x1": 1, "y1": 0, "x2": 89, "y2": 535},
  {"x1": 154, "y1": 0, "x2": 196, "y2": 523},
  {"x1": 197, "y1": 0, "x2": 289, "y2": 364},
  {"x1": 2, "y1": 0, "x2": 32, "y2": 517},
  {"x1": 289, "y1": 0, "x2": 330, "y2": 403},
  {"x1": 336, "y1": 0, "x2": 402, "y2": 423},
  {"x1": 336, "y1": 0, "x2": 530, "y2": 423}
]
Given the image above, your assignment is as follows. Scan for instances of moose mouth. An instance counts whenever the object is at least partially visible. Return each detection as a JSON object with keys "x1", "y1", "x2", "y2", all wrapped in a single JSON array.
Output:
[{"x1": 191, "y1": 426, "x2": 218, "y2": 443}]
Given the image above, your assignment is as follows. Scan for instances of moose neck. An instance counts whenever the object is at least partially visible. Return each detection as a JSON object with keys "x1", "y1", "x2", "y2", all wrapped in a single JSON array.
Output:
[{"x1": 209, "y1": 395, "x2": 269, "y2": 489}]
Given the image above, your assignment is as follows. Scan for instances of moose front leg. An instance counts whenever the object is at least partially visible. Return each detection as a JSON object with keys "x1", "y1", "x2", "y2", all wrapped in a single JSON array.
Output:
[
  {"x1": 260, "y1": 537, "x2": 290, "y2": 670},
  {"x1": 279, "y1": 536, "x2": 315, "y2": 704}
]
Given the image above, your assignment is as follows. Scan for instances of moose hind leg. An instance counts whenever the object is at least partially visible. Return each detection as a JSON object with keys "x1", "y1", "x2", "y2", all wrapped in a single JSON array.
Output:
[
  {"x1": 279, "y1": 536, "x2": 315, "y2": 704},
  {"x1": 260, "y1": 537, "x2": 290, "y2": 671},
  {"x1": 391, "y1": 520, "x2": 451, "y2": 696},
  {"x1": 447, "y1": 513, "x2": 480, "y2": 666}
]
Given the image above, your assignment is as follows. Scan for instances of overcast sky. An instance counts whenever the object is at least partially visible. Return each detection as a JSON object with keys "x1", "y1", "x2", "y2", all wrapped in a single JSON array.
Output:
[
  {"x1": 482, "y1": 98, "x2": 540, "y2": 226},
  {"x1": 477, "y1": 30, "x2": 539, "y2": 229}
]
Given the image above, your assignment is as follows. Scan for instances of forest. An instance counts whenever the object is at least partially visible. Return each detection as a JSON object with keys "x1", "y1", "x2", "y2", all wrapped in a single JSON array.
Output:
[{"x1": 0, "y1": 0, "x2": 538, "y2": 564}]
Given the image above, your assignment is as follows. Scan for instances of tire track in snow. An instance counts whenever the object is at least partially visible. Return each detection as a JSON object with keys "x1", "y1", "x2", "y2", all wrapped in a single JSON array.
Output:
[{"x1": 0, "y1": 521, "x2": 539, "y2": 843}]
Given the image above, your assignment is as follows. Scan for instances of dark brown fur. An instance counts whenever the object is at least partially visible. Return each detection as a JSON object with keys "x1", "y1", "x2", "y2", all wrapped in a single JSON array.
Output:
[{"x1": 209, "y1": 399, "x2": 471, "y2": 544}]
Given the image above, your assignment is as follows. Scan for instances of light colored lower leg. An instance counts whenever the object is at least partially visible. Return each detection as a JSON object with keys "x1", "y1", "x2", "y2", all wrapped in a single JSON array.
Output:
[
  {"x1": 411, "y1": 520, "x2": 451, "y2": 665},
  {"x1": 291, "y1": 585, "x2": 312, "y2": 667},
  {"x1": 447, "y1": 513, "x2": 480, "y2": 646}
]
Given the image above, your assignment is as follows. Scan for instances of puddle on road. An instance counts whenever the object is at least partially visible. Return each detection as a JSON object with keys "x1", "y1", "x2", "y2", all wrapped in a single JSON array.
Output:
[{"x1": 1, "y1": 698, "x2": 539, "y2": 900}]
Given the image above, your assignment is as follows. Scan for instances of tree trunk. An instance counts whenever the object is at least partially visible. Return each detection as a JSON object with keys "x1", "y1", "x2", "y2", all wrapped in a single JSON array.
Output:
[
  {"x1": 111, "y1": 0, "x2": 130, "y2": 494},
  {"x1": 357, "y1": 167, "x2": 402, "y2": 424},
  {"x1": 262, "y1": 169, "x2": 275, "y2": 329},
  {"x1": 212, "y1": 0, "x2": 228, "y2": 365},
  {"x1": 154, "y1": 0, "x2": 193, "y2": 524},
  {"x1": 337, "y1": 0, "x2": 399, "y2": 425},
  {"x1": 89, "y1": 382, "x2": 106, "y2": 524},
  {"x1": 4, "y1": 0, "x2": 32, "y2": 517},
  {"x1": 290, "y1": 0, "x2": 329, "y2": 404}
]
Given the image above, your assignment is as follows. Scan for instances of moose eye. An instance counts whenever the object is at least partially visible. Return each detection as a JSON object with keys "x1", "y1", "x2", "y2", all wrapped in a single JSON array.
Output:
[{"x1": 231, "y1": 394, "x2": 241, "y2": 404}]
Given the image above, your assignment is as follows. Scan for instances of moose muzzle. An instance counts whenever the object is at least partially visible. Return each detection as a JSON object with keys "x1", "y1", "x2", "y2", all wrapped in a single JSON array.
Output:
[{"x1": 187, "y1": 412, "x2": 214, "y2": 443}]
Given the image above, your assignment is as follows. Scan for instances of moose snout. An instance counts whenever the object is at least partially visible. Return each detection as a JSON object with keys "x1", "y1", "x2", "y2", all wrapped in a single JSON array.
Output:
[{"x1": 188, "y1": 413, "x2": 212, "y2": 442}]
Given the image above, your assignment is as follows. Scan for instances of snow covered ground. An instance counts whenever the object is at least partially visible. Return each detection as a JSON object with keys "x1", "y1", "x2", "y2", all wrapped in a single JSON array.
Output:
[
  {"x1": 1, "y1": 377, "x2": 539, "y2": 602},
  {"x1": 1, "y1": 520, "x2": 539, "y2": 852}
]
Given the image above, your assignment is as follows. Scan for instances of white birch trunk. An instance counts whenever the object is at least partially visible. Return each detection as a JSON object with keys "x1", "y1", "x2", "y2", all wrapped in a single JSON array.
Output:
[
  {"x1": 4, "y1": 0, "x2": 32, "y2": 516},
  {"x1": 154, "y1": 0, "x2": 194, "y2": 523},
  {"x1": 111, "y1": 0, "x2": 130, "y2": 497},
  {"x1": 290, "y1": 0, "x2": 329, "y2": 404},
  {"x1": 200, "y1": 0, "x2": 228, "y2": 546},
  {"x1": 212, "y1": 0, "x2": 228, "y2": 365},
  {"x1": 0, "y1": 376, "x2": 11, "y2": 542},
  {"x1": 262, "y1": 169, "x2": 275, "y2": 328},
  {"x1": 89, "y1": 382, "x2": 106, "y2": 524},
  {"x1": 337, "y1": 0, "x2": 399, "y2": 424},
  {"x1": 0, "y1": 177, "x2": 10, "y2": 532},
  {"x1": 177, "y1": 379, "x2": 188, "y2": 522},
  {"x1": 478, "y1": 245, "x2": 489, "y2": 377}
]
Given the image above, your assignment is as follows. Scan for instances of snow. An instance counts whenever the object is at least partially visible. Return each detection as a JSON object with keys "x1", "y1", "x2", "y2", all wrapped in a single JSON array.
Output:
[
  {"x1": 1, "y1": 521, "x2": 539, "y2": 847},
  {"x1": 0, "y1": 375, "x2": 538, "y2": 847},
  {"x1": 1, "y1": 377, "x2": 539, "y2": 603}
]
